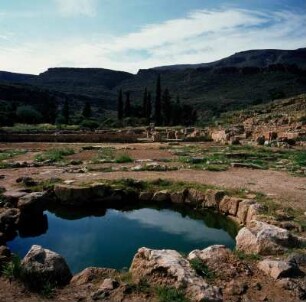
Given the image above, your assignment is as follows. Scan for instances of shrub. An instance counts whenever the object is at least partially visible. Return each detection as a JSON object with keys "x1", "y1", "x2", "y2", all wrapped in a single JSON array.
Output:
[
  {"x1": 115, "y1": 153, "x2": 133, "y2": 163},
  {"x1": 156, "y1": 286, "x2": 189, "y2": 302},
  {"x1": 1, "y1": 255, "x2": 22, "y2": 280},
  {"x1": 16, "y1": 105, "x2": 43, "y2": 124},
  {"x1": 80, "y1": 119, "x2": 99, "y2": 130},
  {"x1": 189, "y1": 258, "x2": 215, "y2": 279},
  {"x1": 35, "y1": 148, "x2": 75, "y2": 163}
]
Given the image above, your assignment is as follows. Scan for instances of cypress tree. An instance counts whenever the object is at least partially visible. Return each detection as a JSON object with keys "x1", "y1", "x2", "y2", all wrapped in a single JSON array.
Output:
[
  {"x1": 117, "y1": 89, "x2": 123, "y2": 120},
  {"x1": 62, "y1": 99, "x2": 70, "y2": 124},
  {"x1": 172, "y1": 95, "x2": 182, "y2": 125},
  {"x1": 146, "y1": 92, "x2": 152, "y2": 122},
  {"x1": 142, "y1": 88, "x2": 148, "y2": 118},
  {"x1": 124, "y1": 91, "x2": 131, "y2": 117},
  {"x1": 162, "y1": 88, "x2": 171, "y2": 125},
  {"x1": 155, "y1": 74, "x2": 161, "y2": 125},
  {"x1": 82, "y1": 101, "x2": 92, "y2": 118}
]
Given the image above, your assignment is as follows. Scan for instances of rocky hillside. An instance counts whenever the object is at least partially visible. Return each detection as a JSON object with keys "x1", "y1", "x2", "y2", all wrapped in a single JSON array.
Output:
[{"x1": 0, "y1": 48, "x2": 306, "y2": 118}]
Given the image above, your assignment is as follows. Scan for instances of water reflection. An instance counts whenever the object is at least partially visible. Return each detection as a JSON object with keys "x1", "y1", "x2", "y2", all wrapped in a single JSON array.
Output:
[{"x1": 8, "y1": 206, "x2": 236, "y2": 274}]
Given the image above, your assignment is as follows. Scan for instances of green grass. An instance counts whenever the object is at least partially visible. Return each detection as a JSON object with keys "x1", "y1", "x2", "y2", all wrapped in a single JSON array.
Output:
[
  {"x1": 189, "y1": 258, "x2": 215, "y2": 280},
  {"x1": 1, "y1": 255, "x2": 22, "y2": 280},
  {"x1": 156, "y1": 286, "x2": 189, "y2": 302},
  {"x1": 0, "y1": 149, "x2": 27, "y2": 161},
  {"x1": 233, "y1": 249, "x2": 261, "y2": 261},
  {"x1": 35, "y1": 148, "x2": 75, "y2": 163},
  {"x1": 115, "y1": 153, "x2": 133, "y2": 163}
]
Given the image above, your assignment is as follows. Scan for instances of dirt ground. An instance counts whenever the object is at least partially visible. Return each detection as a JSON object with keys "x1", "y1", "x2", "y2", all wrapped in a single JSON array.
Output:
[{"x1": 1, "y1": 141, "x2": 305, "y2": 211}]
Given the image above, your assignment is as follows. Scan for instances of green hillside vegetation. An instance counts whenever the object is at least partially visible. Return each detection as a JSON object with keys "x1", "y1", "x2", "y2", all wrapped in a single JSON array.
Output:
[{"x1": 0, "y1": 48, "x2": 305, "y2": 127}]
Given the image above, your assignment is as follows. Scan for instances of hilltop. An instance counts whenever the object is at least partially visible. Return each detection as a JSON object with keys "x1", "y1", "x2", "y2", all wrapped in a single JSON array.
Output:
[{"x1": 0, "y1": 48, "x2": 305, "y2": 122}]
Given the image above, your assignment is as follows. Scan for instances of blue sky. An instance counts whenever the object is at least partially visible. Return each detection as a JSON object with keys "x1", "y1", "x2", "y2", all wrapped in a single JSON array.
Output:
[{"x1": 0, "y1": 0, "x2": 305, "y2": 74}]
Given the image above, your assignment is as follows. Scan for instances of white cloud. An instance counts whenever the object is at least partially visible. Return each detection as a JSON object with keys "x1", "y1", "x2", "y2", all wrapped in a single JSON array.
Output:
[
  {"x1": 0, "y1": 8, "x2": 305, "y2": 74},
  {"x1": 54, "y1": 0, "x2": 97, "y2": 17}
]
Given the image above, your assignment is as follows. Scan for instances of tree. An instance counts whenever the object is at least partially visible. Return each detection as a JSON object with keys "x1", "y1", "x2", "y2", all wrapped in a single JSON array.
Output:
[
  {"x1": 155, "y1": 74, "x2": 162, "y2": 125},
  {"x1": 117, "y1": 89, "x2": 123, "y2": 120},
  {"x1": 146, "y1": 92, "x2": 152, "y2": 122},
  {"x1": 62, "y1": 99, "x2": 70, "y2": 124},
  {"x1": 16, "y1": 105, "x2": 42, "y2": 124},
  {"x1": 82, "y1": 101, "x2": 92, "y2": 118},
  {"x1": 172, "y1": 95, "x2": 182, "y2": 125},
  {"x1": 162, "y1": 88, "x2": 171, "y2": 125},
  {"x1": 142, "y1": 88, "x2": 148, "y2": 118},
  {"x1": 124, "y1": 91, "x2": 131, "y2": 117}
]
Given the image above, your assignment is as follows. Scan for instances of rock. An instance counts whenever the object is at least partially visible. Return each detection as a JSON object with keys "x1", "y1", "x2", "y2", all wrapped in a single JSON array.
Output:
[
  {"x1": 204, "y1": 190, "x2": 225, "y2": 209},
  {"x1": 130, "y1": 247, "x2": 222, "y2": 302},
  {"x1": 236, "y1": 200, "x2": 256, "y2": 225},
  {"x1": 139, "y1": 191, "x2": 153, "y2": 201},
  {"x1": 0, "y1": 208, "x2": 20, "y2": 232},
  {"x1": 231, "y1": 162, "x2": 263, "y2": 169},
  {"x1": 219, "y1": 196, "x2": 242, "y2": 216},
  {"x1": 0, "y1": 245, "x2": 10, "y2": 257},
  {"x1": 21, "y1": 245, "x2": 72, "y2": 287},
  {"x1": 257, "y1": 259, "x2": 303, "y2": 279},
  {"x1": 236, "y1": 220, "x2": 300, "y2": 255},
  {"x1": 0, "y1": 245, "x2": 11, "y2": 263},
  {"x1": 71, "y1": 267, "x2": 117, "y2": 286},
  {"x1": 170, "y1": 190, "x2": 186, "y2": 204},
  {"x1": 152, "y1": 190, "x2": 170, "y2": 202},
  {"x1": 188, "y1": 245, "x2": 231, "y2": 265},
  {"x1": 185, "y1": 188, "x2": 205, "y2": 206},
  {"x1": 54, "y1": 184, "x2": 93, "y2": 206},
  {"x1": 2, "y1": 190, "x2": 28, "y2": 206},
  {"x1": 287, "y1": 253, "x2": 306, "y2": 266},
  {"x1": 70, "y1": 160, "x2": 83, "y2": 165},
  {"x1": 17, "y1": 191, "x2": 49, "y2": 212},
  {"x1": 275, "y1": 278, "x2": 296, "y2": 290},
  {"x1": 245, "y1": 203, "x2": 264, "y2": 224},
  {"x1": 131, "y1": 165, "x2": 142, "y2": 171},
  {"x1": 99, "y1": 278, "x2": 119, "y2": 291},
  {"x1": 224, "y1": 280, "x2": 248, "y2": 295},
  {"x1": 90, "y1": 183, "x2": 110, "y2": 198},
  {"x1": 16, "y1": 177, "x2": 37, "y2": 187}
]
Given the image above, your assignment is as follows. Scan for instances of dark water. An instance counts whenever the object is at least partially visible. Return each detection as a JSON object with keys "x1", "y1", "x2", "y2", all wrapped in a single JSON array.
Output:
[{"x1": 8, "y1": 207, "x2": 236, "y2": 274}]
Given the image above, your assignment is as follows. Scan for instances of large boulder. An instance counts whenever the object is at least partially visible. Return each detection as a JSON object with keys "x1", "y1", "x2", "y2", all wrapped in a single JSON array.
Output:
[
  {"x1": 218, "y1": 196, "x2": 242, "y2": 216},
  {"x1": 130, "y1": 247, "x2": 222, "y2": 302},
  {"x1": 71, "y1": 267, "x2": 117, "y2": 286},
  {"x1": 21, "y1": 245, "x2": 72, "y2": 287},
  {"x1": 258, "y1": 259, "x2": 303, "y2": 279},
  {"x1": 236, "y1": 220, "x2": 299, "y2": 255},
  {"x1": 0, "y1": 208, "x2": 20, "y2": 232},
  {"x1": 185, "y1": 189, "x2": 205, "y2": 206},
  {"x1": 17, "y1": 191, "x2": 49, "y2": 213},
  {"x1": 204, "y1": 190, "x2": 225, "y2": 209},
  {"x1": 170, "y1": 190, "x2": 187, "y2": 204},
  {"x1": 152, "y1": 190, "x2": 170, "y2": 202},
  {"x1": 188, "y1": 245, "x2": 231, "y2": 265},
  {"x1": 236, "y1": 200, "x2": 256, "y2": 225},
  {"x1": 54, "y1": 184, "x2": 93, "y2": 206}
]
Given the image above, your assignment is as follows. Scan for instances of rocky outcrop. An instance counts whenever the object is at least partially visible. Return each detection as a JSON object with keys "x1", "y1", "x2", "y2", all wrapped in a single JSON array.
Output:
[
  {"x1": 71, "y1": 267, "x2": 117, "y2": 286},
  {"x1": 204, "y1": 190, "x2": 225, "y2": 208},
  {"x1": 0, "y1": 208, "x2": 20, "y2": 233},
  {"x1": 152, "y1": 190, "x2": 170, "y2": 202},
  {"x1": 188, "y1": 245, "x2": 231, "y2": 264},
  {"x1": 17, "y1": 191, "x2": 49, "y2": 213},
  {"x1": 258, "y1": 259, "x2": 303, "y2": 279},
  {"x1": 185, "y1": 188, "x2": 205, "y2": 206},
  {"x1": 21, "y1": 245, "x2": 72, "y2": 287},
  {"x1": 236, "y1": 220, "x2": 300, "y2": 255},
  {"x1": 54, "y1": 184, "x2": 93, "y2": 206},
  {"x1": 130, "y1": 247, "x2": 222, "y2": 302},
  {"x1": 170, "y1": 190, "x2": 186, "y2": 204}
]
